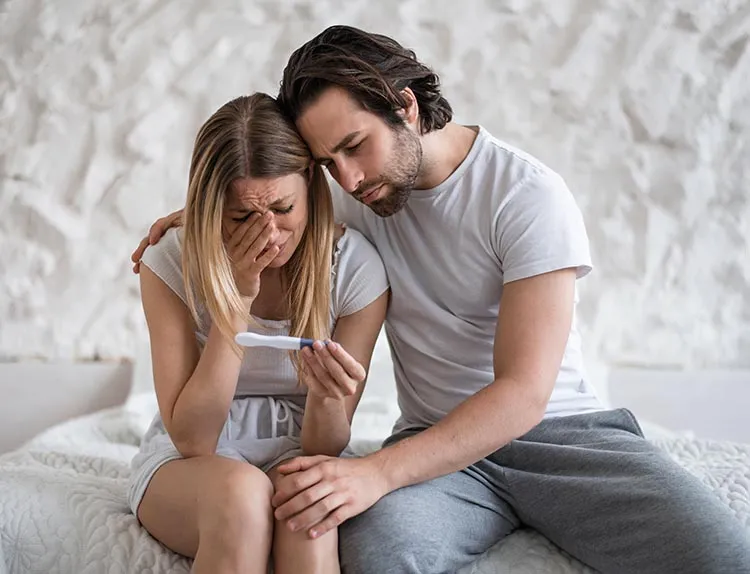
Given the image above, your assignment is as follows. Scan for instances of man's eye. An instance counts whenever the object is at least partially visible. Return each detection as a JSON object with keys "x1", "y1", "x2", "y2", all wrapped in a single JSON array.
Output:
[{"x1": 346, "y1": 141, "x2": 362, "y2": 153}]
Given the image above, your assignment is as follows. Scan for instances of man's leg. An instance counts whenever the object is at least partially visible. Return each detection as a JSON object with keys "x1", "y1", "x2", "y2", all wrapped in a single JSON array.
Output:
[
  {"x1": 495, "y1": 408, "x2": 750, "y2": 574},
  {"x1": 339, "y1": 435, "x2": 519, "y2": 574}
]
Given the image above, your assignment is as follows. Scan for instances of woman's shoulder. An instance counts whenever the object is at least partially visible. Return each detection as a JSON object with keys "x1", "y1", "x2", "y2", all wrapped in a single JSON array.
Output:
[
  {"x1": 140, "y1": 227, "x2": 187, "y2": 304},
  {"x1": 333, "y1": 224, "x2": 381, "y2": 266},
  {"x1": 141, "y1": 227, "x2": 183, "y2": 268},
  {"x1": 331, "y1": 223, "x2": 389, "y2": 312}
]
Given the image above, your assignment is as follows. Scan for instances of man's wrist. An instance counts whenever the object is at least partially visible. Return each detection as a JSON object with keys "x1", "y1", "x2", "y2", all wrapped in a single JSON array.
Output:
[{"x1": 367, "y1": 446, "x2": 402, "y2": 494}]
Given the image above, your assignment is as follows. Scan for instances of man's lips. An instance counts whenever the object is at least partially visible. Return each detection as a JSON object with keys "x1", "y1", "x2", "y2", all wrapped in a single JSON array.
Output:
[{"x1": 359, "y1": 184, "x2": 384, "y2": 204}]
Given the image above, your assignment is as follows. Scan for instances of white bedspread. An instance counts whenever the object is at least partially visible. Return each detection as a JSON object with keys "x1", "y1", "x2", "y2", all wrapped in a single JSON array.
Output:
[{"x1": 0, "y1": 393, "x2": 748, "y2": 574}]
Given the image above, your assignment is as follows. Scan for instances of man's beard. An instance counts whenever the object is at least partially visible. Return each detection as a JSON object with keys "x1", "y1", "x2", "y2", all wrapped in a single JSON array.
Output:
[{"x1": 354, "y1": 126, "x2": 422, "y2": 217}]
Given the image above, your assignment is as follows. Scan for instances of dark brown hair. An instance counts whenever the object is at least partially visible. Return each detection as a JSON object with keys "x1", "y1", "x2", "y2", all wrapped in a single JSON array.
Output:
[{"x1": 278, "y1": 25, "x2": 452, "y2": 134}]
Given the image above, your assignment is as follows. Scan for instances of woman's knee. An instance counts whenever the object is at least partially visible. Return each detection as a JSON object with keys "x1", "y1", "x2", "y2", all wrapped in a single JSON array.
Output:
[{"x1": 199, "y1": 462, "x2": 274, "y2": 538}]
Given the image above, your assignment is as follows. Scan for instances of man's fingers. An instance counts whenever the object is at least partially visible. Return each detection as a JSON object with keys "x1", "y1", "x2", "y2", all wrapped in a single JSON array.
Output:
[
  {"x1": 282, "y1": 484, "x2": 338, "y2": 530},
  {"x1": 149, "y1": 210, "x2": 183, "y2": 244},
  {"x1": 309, "y1": 506, "x2": 352, "y2": 539},
  {"x1": 275, "y1": 455, "x2": 328, "y2": 476},
  {"x1": 272, "y1": 464, "x2": 329, "y2": 511},
  {"x1": 131, "y1": 236, "x2": 150, "y2": 264},
  {"x1": 148, "y1": 218, "x2": 166, "y2": 244}
]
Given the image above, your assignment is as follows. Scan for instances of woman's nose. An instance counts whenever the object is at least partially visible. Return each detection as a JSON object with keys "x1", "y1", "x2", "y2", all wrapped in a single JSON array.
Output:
[{"x1": 267, "y1": 219, "x2": 281, "y2": 244}]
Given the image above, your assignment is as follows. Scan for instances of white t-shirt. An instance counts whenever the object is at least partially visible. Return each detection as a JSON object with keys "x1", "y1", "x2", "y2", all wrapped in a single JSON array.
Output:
[
  {"x1": 140, "y1": 226, "x2": 389, "y2": 399},
  {"x1": 332, "y1": 126, "x2": 603, "y2": 433}
]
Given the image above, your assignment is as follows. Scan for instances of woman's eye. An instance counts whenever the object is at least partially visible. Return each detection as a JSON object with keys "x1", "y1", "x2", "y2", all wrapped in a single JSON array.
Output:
[
  {"x1": 233, "y1": 212, "x2": 256, "y2": 223},
  {"x1": 274, "y1": 205, "x2": 294, "y2": 215}
]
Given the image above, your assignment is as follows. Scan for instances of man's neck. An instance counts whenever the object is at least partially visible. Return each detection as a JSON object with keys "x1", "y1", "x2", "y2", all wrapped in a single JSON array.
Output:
[{"x1": 414, "y1": 123, "x2": 479, "y2": 190}]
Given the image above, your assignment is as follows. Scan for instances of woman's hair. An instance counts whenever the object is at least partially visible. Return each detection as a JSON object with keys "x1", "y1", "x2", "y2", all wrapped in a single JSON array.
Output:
[
  {"x1": 182, "y1": 93, "x2": 334, "y2": 365},
  {"x1": 278, "y1": 25, "x2": 452, "y2": 134}
]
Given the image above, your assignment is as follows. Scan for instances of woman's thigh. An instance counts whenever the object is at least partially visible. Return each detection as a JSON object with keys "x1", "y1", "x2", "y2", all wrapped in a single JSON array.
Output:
[{"x1": 137, "y1": 455, "x2": 274, "y2": 558}]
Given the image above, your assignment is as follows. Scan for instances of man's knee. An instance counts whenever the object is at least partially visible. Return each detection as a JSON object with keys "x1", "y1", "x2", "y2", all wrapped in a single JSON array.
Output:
[
  {"x1": 338, "y1": 488, "x2": 439, "y2": 574},
  {"x1": 611, "y1": 458, "x2": 750, "y2": 573}
]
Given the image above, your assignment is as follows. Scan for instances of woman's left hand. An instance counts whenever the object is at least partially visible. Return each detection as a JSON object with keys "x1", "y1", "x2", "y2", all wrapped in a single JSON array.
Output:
[{"x1": 300, "y1": 340, "x2": 366, "y2": 400}]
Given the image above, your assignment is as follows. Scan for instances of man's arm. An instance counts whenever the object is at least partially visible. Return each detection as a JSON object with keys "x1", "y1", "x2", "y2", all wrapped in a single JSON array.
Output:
[
  {"x1": 272, "y1": 267, "x2": 577, "y2": 537},
  {"x1": 373, "y1": 267, "x2": 576, "y2": 489}
]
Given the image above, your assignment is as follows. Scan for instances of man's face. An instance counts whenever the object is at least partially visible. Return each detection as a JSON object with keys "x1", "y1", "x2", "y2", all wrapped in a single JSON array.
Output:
[{"x1": 296, "y1": 86, "x2": 422, "y2": 217}]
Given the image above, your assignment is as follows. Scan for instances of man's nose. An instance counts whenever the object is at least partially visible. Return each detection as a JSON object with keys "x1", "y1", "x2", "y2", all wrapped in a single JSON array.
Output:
[{"x1": 336, "y1": 159, "x2": 364, "y2": 194}]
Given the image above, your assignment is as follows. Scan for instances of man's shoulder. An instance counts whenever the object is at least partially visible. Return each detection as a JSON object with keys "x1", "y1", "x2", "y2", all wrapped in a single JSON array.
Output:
[{"x1": 474, "y1": 126, "x2": 561, "y2": 186}]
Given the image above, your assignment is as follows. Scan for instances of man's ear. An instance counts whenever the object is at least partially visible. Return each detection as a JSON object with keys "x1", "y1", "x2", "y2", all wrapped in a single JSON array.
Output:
[{"x1": 398, "y1": 87, "x2": 419, "y2": 128}]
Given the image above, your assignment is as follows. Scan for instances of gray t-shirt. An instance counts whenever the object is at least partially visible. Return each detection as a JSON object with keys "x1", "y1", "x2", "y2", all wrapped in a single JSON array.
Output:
[
  {"x1": 332, "y1": 126, "x2": 603, "y2": 433},
  {"x1": 141, "y1": 226, "x2": 389, "y2": 399}
]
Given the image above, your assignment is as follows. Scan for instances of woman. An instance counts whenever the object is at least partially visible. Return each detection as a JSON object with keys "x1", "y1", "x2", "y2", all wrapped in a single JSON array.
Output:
[{"x1": 128, "y1": 93, "x2": 389, "y2": 574}]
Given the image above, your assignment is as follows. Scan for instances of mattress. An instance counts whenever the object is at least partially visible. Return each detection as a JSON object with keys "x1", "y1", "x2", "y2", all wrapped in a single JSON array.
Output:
[{"x1": 0, "y1": 393, "x2": 748, "y2": 574}]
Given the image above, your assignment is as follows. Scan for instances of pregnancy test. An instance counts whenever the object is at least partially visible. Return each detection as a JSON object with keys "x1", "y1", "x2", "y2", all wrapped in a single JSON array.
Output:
[{"x1": 234, "y1": 332, "x2": 315, "y2": 350}]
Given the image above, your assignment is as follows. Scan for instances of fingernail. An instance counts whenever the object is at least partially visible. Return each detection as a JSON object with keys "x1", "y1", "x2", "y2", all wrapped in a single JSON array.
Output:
[
  {"x1": 310, "y1": 529, "x2": 319, "y2": 538},
  {"x1": 288, "y1": 521, "x2": 297, "y2": 531},
  {"x1": 328, "y1": 342, "x2": 338, "y2": 351}
]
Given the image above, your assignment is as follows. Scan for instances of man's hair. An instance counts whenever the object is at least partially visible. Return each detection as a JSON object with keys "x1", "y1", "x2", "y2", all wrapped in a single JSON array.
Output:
[{"x1": 278, "y1": 25, "x2": 452, "y2": 134}]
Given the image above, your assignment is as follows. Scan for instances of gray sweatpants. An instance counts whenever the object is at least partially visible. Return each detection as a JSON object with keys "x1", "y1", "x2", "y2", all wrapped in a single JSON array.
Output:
[{"x1": 339, "y1": 408, "x2": 750, "y2": 574}]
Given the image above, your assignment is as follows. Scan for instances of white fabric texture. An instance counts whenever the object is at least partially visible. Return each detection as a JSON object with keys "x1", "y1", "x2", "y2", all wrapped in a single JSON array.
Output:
[
  {"x1": 0, "y1": 393, "x2": 748, "y2": 574},
  {"x1": 331, "y1": 126, "x2": 601, "y2": 433},
  {"x1": 140, "y1": 225, "x2": 389, "y2": 398}
]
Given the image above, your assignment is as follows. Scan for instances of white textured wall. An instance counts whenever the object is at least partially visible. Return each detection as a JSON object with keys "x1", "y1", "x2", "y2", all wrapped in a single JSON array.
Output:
[{"x1": 1, "y1": 0, "x2": 749, "y2": 371}]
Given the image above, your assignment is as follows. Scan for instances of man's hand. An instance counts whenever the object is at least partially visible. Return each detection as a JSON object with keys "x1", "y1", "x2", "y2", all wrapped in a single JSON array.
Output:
[
  {"x1": 131, "y1": 209, "x2": 184, "y2": 273},
  {"x1": 300, "y1": 340, "x2": 366, "y2": 400},
  {"x1": 272, "y1": 455, "x2": 390, "y2": 539}
]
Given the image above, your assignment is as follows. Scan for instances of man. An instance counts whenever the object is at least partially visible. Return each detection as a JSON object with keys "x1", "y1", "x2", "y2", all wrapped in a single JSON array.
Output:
[{"x1": 132, "y1": 25, "x2": 749, "y2": 574}]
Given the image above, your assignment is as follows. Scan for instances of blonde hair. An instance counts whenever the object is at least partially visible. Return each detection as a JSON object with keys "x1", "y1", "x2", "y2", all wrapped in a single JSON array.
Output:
[{"x1": 182, "y1": 93, "x2": 334, "y2": 368}]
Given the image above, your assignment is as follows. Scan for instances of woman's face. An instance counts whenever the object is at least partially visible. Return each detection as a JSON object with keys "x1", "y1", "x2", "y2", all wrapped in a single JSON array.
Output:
[{"x1": 223, "y1": 173, "x2": 309, "y2": 268}]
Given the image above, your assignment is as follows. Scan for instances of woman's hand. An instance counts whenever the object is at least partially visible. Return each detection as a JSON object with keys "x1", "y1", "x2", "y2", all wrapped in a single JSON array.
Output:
[
  {"x1": 300, "y1": 340, "x2": 367, "y2": 400},
  {"x1": 226, "y1": 212, "x2": 279, "y2": 300}
]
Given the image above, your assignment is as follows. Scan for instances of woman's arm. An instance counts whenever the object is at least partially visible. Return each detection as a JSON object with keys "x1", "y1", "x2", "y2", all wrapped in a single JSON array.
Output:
[
  {"x1": 140, "y1": 265, "x2": 247, "y2": 458},
  {"x1": 300, "y1": 290, "x2": 389, "y2": 456}
]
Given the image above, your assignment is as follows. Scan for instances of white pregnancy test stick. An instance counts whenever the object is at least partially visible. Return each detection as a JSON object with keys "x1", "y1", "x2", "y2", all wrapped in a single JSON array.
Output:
[{"x1": 234, "y1": 332, "x2": 315, "y2": 350}]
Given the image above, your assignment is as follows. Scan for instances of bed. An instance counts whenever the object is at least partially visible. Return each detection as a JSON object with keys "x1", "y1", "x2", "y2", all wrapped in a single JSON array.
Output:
[{"x1": 1, "y1": 392, "x2": 748, "y2": 574}]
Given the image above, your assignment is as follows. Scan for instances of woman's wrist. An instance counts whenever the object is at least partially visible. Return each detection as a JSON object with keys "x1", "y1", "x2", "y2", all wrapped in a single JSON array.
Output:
[{"x1": 231, "y1": 296, "x2": 254, "y2": 329}]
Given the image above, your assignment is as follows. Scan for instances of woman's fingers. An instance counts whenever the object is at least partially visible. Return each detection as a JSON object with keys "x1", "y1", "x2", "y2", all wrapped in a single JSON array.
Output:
[
  {"x1": 301, "y1": 348, "x2": 344, "y2": 399},
  {"x1": 253, "y1": 243, "x2": 280, "y2": 271},
  {"x1": 228, "y1": 213, "x2": 263, "y2": 252},
  {"x1": 312, "y1": 342, "x2": 358, "y2": 395}
]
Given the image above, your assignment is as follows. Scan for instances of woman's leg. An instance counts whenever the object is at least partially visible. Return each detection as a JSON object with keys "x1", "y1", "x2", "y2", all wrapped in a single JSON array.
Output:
[
  {"x1": 268, "y1": 467, "x2": 340, "y2": 574},
  {"x1": 137, "y1": 455, "x2": 274, "y2": 574}
]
